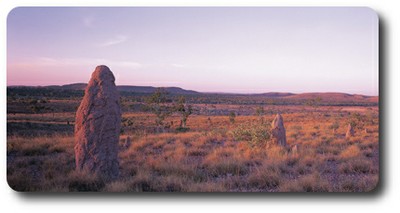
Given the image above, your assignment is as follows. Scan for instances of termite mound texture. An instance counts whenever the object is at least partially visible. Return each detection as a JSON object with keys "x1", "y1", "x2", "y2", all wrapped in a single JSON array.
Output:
[
  {"x1": 74, "y1": 65, "x2": 121, "y2": 181},
  {"x1": 270, "y1": 113, "x2": 287, "y2": 147}
]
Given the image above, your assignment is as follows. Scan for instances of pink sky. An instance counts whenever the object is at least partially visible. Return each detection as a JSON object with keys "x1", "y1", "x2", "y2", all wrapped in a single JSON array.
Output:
[{"x1": 7, "y1": 7, "x2": 378, "y2": 95}]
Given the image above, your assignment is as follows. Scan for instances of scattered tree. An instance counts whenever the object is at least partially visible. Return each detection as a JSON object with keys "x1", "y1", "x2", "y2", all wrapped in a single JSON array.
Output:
[
  {"x1": 305, "y1": 97, "x2": 322, "y2": 112},
  {"x1": 255, "y1": 106, "x2": 265, "y2": 124},
  {"x1": 229, "y1": 111, "x2": 236, "y2": 124},
  {"x1": 121, "y1": 117, "x2": 134, "y2": 134},
  {"x1": 329, "y1": 121, "x2": 340, "y2": 134},
  {"x1": 29, "y1": 99, "x2": 51, "y2": 115},
  {"x1": 145, "y1": 88, "x2": 172, "y2": 133},
  {"x1": 174, "y1": 96, "x2": 193, "y2": 130}
]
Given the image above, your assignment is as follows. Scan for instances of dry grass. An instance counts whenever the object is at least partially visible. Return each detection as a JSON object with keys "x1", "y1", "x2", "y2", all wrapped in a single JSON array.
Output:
[
  {"x1": 279, "y1": 172, "x2": 331, "y2": 192},
  {"x1": 340, "y1": 145, "x2": 361, "y2": 159},
  {"x1": 7, "y1": 106, "x2": 379, "y2": 192}
]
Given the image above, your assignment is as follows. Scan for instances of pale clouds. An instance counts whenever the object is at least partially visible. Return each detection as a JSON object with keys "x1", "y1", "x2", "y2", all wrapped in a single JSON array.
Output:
[
  {"x1": 98, "y1": 35, "x2": 128, "y2": 47},
  {"x1": 10, "y1": 57, "x2": 142, "y2": 69}
]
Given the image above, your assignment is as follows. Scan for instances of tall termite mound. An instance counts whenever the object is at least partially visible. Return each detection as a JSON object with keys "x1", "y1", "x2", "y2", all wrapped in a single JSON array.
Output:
[
  {"x1": 270, "y1": 113, "x2": 287, "y2": 146},
  {"x1": 74, "y1": 65, "x2": 121, "y2": 181}
]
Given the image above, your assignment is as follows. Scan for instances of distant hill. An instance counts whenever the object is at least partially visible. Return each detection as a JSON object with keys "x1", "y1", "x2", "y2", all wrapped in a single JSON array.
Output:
[
  {"x1": 7, "y1": 84, "x2": 378, "y2": 103},
  {"x1": 47, "y1": 83, "x2": 87, "y2": 90},
  {"x1": 117, "y1": 85, "x2": 199, "y2": 95},
  {"x1": 41, "y1": 83, "x2": 200, "y2": 95},
  {"x1": 250, "y1": 92, "x2": 295, "y2": 98},
  {"x1": 282, "y1": 92, "x2": 378, "y2": 103}
]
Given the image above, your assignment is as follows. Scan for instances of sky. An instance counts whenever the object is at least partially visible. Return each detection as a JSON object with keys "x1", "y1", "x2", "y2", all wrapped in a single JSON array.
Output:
[{"x1": 7, "y1": 7, "x2": 378, "y2": 95}]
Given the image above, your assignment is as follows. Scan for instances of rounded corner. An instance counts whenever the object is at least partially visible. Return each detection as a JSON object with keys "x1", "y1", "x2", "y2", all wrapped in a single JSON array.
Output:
[
  {"x1": 365, "y1": 176, "x2": 380, "y2": 193},
  {"x1": 7, "y1": 7, "x2": 23, "y2": 23},
  {"x1": 363, "y1": 7, "x2": 379, "y2": 22},
  {"x1": 6, "y1": 176, "x2": 24, "y2": 192}
]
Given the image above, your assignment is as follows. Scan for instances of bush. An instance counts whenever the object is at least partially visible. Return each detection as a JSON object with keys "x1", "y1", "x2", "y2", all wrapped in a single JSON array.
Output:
[
  {"x1": 231, "y1": 122, "x2": 270, "y2": 147},
  {"x1": 229, "y1": 111, "x2": 236, "y2": 123},
  {"x1": 279, "y1": 173, "x2": 330, "y2": 192},
  {"x1": 339, "y1": 158, "x2": 372, "y2": 174},
  {"x1": 339, "y1": 145, "x2": 361, "y2": 159},
  {"x1": 175, "y1": 127, "x2": 190, "y2": 133},
  {"x1": 247, "y1": 168, "x2": 281, "y2": 188}
]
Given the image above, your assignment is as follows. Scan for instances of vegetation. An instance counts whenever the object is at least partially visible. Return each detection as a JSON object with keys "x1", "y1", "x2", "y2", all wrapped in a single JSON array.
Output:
[
  {"x1": 6, "y1": 87, "x2": 379, "y2": 192},
  {"x1": 255, "y1": 106, "x2": 265, "y2": 124},
  {"x1": 329, "y1": 121, "x2": 340, "y2": 134},
  {"x1": 144, "y1": 88, "x2": 173, "y2": 133},
  {"x1": 229, "y1": 111, "x2": 236, "y2": 124},
  {"x1": 7, "y1": 87, "x2": 378, "y2": 115},
  {"x1": 174, "y1": 96, "x2": 193, "y2": 130}
]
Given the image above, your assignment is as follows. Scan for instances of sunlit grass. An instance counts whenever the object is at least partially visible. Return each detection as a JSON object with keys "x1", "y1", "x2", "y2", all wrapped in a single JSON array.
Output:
[{"x1": 7, "y1": 107, "x2": 379, "y2": 192}]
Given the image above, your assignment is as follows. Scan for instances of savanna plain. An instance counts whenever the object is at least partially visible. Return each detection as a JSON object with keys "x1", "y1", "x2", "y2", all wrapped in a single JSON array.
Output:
[{"x1": 7, "y1": 86, "x2": 379, "y2": 192}]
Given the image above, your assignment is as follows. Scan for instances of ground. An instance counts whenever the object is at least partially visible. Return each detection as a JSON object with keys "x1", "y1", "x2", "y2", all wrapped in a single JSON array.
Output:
[{"x1": 7, "y1": 99, "x2": 379, "y2": 192}]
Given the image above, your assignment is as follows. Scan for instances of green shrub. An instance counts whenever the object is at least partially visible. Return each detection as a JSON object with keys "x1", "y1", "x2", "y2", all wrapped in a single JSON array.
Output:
[{"x1": 231, "y1": 122, "x2": 270, "y2": 147}]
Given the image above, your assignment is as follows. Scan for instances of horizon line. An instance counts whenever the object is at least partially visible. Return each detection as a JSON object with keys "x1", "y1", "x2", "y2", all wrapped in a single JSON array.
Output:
[{"x1": 6, "y1": 83, "x2": 379, "y2": 97}]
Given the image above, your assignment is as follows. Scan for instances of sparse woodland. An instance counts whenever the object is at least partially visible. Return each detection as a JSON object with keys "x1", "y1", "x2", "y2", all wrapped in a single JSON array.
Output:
[{"x1": 7, "y1": 87, "x2": 379, "y2": 192}]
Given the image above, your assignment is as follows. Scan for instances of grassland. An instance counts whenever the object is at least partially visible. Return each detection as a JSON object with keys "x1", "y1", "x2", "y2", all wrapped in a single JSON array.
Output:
[{"x1": 7, "y1": 97, "x2": 379, "y2": 192}]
